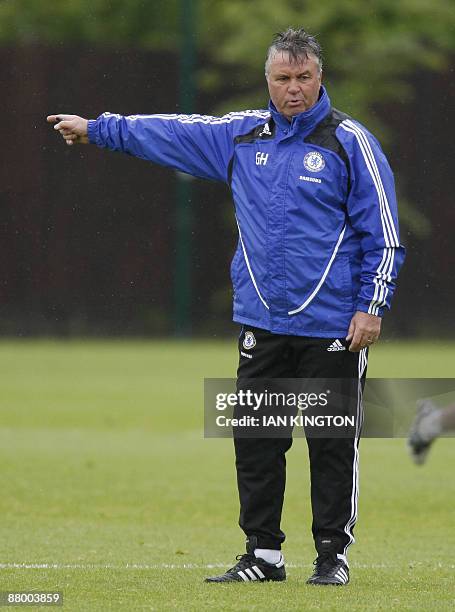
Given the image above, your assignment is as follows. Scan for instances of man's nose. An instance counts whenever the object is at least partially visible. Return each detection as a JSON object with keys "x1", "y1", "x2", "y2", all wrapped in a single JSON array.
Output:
[{"x1": 287, "y1": 80, "x2": 300, "y2": 93}]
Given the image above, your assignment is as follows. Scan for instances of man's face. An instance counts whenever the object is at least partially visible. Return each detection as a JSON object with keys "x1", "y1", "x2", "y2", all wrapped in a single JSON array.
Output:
[{"x1": 266, "y1": 52, "x2": 322, "y2": 120}]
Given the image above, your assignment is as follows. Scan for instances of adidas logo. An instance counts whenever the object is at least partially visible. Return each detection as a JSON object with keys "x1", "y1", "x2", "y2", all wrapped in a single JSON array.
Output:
[
  {"x1": 327, "y1": 340, "x2": 346, "y2": 352},
  {"x1": 259, "y1": 122, "x2": 271, "y2": 137},
  {"x1": 237, "y1": 565, "x2": 267, "y2": 581}
]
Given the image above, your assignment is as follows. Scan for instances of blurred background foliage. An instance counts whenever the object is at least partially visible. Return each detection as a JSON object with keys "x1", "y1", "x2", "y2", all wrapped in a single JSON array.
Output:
[{"x1": 2, "y1": 0, "x2": 455, "y2": 124}]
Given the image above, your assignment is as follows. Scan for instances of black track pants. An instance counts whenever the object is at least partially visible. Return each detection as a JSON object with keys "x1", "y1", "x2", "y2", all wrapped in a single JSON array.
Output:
[{"x1": 234, "y1": 326, "x2": 367, "y2": 554}]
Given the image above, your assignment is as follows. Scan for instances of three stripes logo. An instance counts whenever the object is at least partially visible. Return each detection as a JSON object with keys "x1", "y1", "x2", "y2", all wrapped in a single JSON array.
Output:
[
  {"x1": 237, "y1": 565, "x2": 266, "y2": 581},
  {"x1": 327, "y1": 339, "x2": 346, "y2": 352},
  {"x1": 259, "y1": 122, "x2": 271, "y2": 137},
  {"x1": 334, "y1": 566, "x2": 349, "y2": 584}
]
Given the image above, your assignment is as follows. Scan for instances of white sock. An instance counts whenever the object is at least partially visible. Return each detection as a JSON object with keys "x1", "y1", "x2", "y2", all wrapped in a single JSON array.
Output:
[
  {"x1": 254, "y1": 548, "x2": 282, "y2": 565},
  {"x1": 337, "y1": 553, "x2": 348, "y2": 567}
]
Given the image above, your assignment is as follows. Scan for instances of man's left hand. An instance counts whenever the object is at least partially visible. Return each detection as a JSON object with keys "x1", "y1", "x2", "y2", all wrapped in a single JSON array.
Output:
[{"x1": 346, "y1": 311, "x2": 381, "y2": 352}]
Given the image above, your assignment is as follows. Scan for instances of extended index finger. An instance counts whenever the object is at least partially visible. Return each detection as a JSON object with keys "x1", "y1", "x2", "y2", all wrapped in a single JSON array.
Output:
[{"x1": 47, "y1": 114, "x2": 74, "y2": 124}]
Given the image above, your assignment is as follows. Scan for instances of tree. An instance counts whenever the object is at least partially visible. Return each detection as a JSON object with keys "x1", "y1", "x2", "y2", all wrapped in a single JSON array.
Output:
[
  {"x1": 2, "y1": 0, "x2": 453, "y2": 234},
  {"x1": 199, "y1": 0, "x2": 455, "y2": 124},
  {"x1": 2, "y1": 0, "x2": 454, "y2": 126}
]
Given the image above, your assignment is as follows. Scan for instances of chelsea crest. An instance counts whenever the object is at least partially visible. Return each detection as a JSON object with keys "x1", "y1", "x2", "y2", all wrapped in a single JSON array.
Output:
[
  {"x1": 303, "y1": 151, "x2": 325, "y2": 173},
  {"x1": 243, "y1": 331, "x2": 256, "y2": 350}
]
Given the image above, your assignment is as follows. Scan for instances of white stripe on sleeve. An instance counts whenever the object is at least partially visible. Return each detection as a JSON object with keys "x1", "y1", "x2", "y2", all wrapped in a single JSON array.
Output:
[{"x1": 340, "y1": 120, "x2": 399, "y2": 248}]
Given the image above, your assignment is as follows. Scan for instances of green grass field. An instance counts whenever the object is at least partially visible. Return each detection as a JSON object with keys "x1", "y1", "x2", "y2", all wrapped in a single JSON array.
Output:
[{"x1": 1, "y1": 340, "x2": 455, "y2": 610}]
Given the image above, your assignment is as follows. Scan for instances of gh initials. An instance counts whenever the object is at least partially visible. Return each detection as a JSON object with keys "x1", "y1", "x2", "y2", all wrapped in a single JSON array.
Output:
[{"x1": 255, "y1": 152, "x2": 269, "y2": 166}]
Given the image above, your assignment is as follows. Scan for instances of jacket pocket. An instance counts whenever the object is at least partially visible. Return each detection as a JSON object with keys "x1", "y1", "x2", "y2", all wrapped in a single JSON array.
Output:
[{"x1": 326, "y1": 254, "x2": 353, "y2": 313}]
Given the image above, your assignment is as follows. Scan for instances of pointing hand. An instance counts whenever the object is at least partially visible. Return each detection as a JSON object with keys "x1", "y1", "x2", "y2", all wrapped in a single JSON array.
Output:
[{"x1": 47, "y1": 114, "x2": 89, "y2": 146}]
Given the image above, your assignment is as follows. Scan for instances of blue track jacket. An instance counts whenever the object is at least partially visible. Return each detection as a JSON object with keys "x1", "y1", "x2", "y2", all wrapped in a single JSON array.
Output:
[{"x1": 88, "y1": 86, "x2": 405, "y2": 337}]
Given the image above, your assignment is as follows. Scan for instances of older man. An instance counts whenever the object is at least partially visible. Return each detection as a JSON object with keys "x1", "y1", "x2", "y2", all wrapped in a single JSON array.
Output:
[{"x1": 47, "y1": 28, "x2": 405, "y2": 585}]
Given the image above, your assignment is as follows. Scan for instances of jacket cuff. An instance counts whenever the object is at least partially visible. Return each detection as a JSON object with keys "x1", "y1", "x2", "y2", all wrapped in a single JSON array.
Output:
[
  {"x1": 87, "y1": 119, "x2": 98, "y2": 145},
  {"x1": 355, "y1": 300, "x2": 384, "y2": 318}
]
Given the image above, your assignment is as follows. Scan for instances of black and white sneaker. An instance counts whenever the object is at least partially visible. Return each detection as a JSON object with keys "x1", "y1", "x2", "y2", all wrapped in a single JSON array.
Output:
[
  {"x1": 205, "y1": 553, "x2": 285, "y2": 583},
  {"x1": 408, "y1": 399, "x2": 438, "y2": 465},
  {"x1": 306, "y1": 553, "x2": 349, "y2": 586}
]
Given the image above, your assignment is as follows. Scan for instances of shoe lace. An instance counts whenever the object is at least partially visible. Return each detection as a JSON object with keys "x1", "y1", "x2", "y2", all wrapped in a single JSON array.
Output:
[
  {"x1": 228, "y1": 553, "x2": 256, "y2": 573},
  {"x1": 313, "y1": 552, "x2": 338, "y2": 573}
]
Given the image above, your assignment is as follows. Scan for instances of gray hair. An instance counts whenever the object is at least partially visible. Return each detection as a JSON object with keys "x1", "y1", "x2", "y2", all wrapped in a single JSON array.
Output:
[{"x1": 265, "y1": 28, "x2": 323, "y2": 76}]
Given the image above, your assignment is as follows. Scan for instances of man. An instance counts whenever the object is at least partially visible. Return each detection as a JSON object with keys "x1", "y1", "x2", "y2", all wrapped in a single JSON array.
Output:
[
  {"x1": 47, "y1": 28, "x2": 405, "y2": 585},
  {"x1": 408, "y1": 399, "x2": 455, "y2": 464}
]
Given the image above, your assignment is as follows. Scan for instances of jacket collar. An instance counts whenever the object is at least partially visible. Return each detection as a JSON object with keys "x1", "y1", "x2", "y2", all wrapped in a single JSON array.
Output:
[{"x1": 268, "y1": 85, "x2": 331, "y2": 138}]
